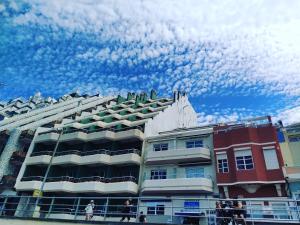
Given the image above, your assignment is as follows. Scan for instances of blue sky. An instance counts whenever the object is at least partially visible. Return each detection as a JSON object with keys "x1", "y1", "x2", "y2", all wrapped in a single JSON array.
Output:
[{"x1": 1, "y1": 0, "x2": 300, "y2": 125}]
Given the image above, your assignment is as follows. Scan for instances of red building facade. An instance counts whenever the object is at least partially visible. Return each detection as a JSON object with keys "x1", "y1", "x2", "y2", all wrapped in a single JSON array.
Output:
[{"x1": 213, "y1": 116, "x2": 286, "y2": 198}]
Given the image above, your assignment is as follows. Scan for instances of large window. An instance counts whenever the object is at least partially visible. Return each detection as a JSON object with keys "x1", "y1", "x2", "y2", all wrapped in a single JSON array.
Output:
[
  {"x1": 217, "y1": 153, "x2": 229, "y2": 173},
  {"x1": 147, "y1": 204, "x2": 165, "y2": 215},
  {"x1": 150, "y1": 169, "x2": 167, "y2": 180},
  {"x1": 153, "y1": 143, "x2": 168, "y2": 151},
  {"x1": 186, "y1": 140, "x2": 203, "y2": 148},
  {"x1": 235, "y1": 149, "x2": 254, "y2": 170},
  {"x1": 185, "y1": 167, "x2": 204, "y2": 178},
  {"x1": 263, "y1": 148, "x2": 279, "y2": 170}
]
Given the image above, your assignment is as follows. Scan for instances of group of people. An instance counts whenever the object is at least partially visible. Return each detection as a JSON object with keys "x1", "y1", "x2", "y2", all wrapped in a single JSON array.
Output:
[
  {"x1": 84, "y1": 199, "x2": 146, "y2": 223},
  {"x1": 215, "y1": 200, "x2": 247, "y2": 225}
]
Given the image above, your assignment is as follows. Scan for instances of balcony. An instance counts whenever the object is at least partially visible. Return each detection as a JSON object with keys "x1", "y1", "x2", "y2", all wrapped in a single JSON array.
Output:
[
  {"x1": 141, "y1": 174, "x2": 213, "y2": 194},
  {"x1": 35, "y1": 130, "x2": 60, "y2": 143},
  {"x1": 145, "y1": 147, "x2": 211, "y2": 165},
  {"x1": 36, "y1": 126, "x2": 144, "y2": 143},
  {"x1": 283, "y1": 166, "x2": 300, "y2": 181},
  {"x1": 27, "y1": 149, "x2": 141, "y2": 166},
  {"x1": 16, "y1": 176, "x2": 138, "y2": 194}
]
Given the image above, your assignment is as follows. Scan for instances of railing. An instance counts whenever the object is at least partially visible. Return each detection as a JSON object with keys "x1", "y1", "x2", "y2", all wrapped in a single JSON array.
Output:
[
  {"x1": 0, "y1": 196, "x2": 299, "y2": 224},
  {"x1": 144, "y1": 173, "x2": 212, "y2": 180},
  {"x1": 20, "y1": 175, "x2": 137, "y2": 183},
  {"x1": 30, "y1": 148, "x2": 141, "y2": 157}
]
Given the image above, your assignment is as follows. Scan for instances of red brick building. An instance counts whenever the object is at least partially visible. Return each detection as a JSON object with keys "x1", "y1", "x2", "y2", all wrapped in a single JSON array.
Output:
[{"x1": 213, "y1": 116, "x2": 287, "y2": 198}]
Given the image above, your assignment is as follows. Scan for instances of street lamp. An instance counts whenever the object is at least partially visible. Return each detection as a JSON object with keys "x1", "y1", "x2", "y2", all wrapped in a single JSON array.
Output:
[{"x1": 33, "y1": 127, "x2": 64, "y2": 216}]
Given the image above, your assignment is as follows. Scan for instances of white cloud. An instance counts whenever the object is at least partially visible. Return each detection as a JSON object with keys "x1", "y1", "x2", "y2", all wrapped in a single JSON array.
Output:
[
  {"x1": 13, "y1": 0, "x2": 300, "y2": 97},
  {"x1": 274, "y1": 106, "x2": 300, "y2": 125}
]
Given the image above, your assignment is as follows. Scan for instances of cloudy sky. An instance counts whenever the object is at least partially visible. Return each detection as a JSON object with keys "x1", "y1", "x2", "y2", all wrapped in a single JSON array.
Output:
[{"x1": 0, "y1": 0, "x2": 300, "y2": 125}]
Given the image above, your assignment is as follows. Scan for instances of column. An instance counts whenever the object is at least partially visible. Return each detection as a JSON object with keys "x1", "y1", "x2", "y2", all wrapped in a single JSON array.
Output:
[{"x1": 0, "y1": 129, "x2": 22, "y2": 180}]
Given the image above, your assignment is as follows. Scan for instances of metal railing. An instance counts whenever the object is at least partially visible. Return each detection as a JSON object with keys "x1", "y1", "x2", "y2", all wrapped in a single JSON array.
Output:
[
  {"x1": 145, "y1": 173, "x2": 212, "y2": 180},
  {"x1": 30, "y1": 148, "x2": 141, "y2": 157},
  {"x1": 20, "y1": 175, "x2": 137, "y2": 183},
  {"x1": 0, "y1": 196, "x2": 300, "y2": 224}
]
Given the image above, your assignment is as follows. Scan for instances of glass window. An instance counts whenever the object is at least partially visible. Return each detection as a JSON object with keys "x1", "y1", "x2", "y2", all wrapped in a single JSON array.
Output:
[
  {"x1": 289, "y1": 136, "x2": 300, "y2": 142},
  {"x1": 147, "y1": 204, "x2": 165, "y2": 215},
  {"x1": 185, "y1": 167, "x2": 204, "y2": 178},
  {"x1": 150, "y1": 169, "x2": 167, "y2": 180},
  {"x1": 153, "y1": 143, "x2": 168, "y2": 151},
  {"x1": 217, "y1": 153, "x2": 229, "y2": 173},
  {"x1": 235, "y1": 149, "x2": 254, "y2": 170},
  {"x1": 263, "y1": 148, "x2": 279, "y2": 170},
  {"x1": 186, "y1": 140, "x2": 203, "y2": 148}
]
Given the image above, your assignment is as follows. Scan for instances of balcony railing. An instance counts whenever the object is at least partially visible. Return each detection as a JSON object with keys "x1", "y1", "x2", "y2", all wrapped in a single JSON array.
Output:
[
  {"x1": 0, "y1": 195, "x2": 299, "y2": 224},
  {"x1": 38, "y1": 126, "x2": 144, "y2": 137},
  {"x1": 30, "y1": 148, "x2": 141, "y2": 157},
  {"x1": 144, "y1": 173, "x2": 211, "y2": 180},
  {"x1": 21, "y1": 175, "x2": 137, "y2": 183}
]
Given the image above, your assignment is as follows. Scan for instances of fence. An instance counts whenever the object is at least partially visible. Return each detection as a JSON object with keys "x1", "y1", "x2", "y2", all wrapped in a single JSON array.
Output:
[{"x1": 0, "y1": 195, "x2": 300, "y2": 224}]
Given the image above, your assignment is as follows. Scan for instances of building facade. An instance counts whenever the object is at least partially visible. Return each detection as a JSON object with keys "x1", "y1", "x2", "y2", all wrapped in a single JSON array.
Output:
[
  {"x1": 140, "y1": 126, "x2": 217, "y2": 224},
  {"x1": 12, "y1": 91, "x2": 197, "y2": 218},
  {"x1": 213, "y1": 116, "x2": 287, "y2": 199},
  {"x1": 278, "y1": 123, "x2": 300, "y2": 198},
  {"x1": 0, "y1": 92, "x2": 114, "y2": 194}
]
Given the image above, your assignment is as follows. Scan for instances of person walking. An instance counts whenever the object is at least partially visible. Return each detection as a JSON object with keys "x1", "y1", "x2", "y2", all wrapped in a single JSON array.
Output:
[
  {"x1": 85, "y1": 200, "x2": 95, "y2": 221},
  {"x1": 120, "y1": 199, "x2": 132, "y2": 222}
]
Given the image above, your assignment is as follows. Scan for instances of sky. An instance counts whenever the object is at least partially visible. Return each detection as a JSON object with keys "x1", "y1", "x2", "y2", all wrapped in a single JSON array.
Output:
[{"x1": 0, "y1": 0, "x2": 300, "y2": 125}]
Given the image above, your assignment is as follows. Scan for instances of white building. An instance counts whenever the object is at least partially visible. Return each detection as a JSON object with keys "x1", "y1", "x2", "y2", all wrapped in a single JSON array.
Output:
[{"x1": 139, "y1": 126, "x2": 218, "y2": 224}]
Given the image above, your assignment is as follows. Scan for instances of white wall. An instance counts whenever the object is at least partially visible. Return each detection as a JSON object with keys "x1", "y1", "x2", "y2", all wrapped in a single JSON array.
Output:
[{"x1": 144, "y1": 95, "x2": 197, "y2": 137}]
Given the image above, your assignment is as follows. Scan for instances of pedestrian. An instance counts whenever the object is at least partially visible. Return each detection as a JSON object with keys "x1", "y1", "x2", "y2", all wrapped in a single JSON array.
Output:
[
  {"x1": 232, "y1": 201, "x2": 246, "y2": 225},
  {"x1": 120, "y1": 199, "x2": 132, "y2": 222},
  {"x1": 139, "y1": 211, "x2": 147, "y2": 223},
  {"x1": 221, "y1": 200, "x2": 233, "y2": 225},
  {"x1": 85, "y1": 200, "x2": 95, "y2": 221},
  {"x1": 215, "y1": 201, "x2": 223, "y2": 225}
]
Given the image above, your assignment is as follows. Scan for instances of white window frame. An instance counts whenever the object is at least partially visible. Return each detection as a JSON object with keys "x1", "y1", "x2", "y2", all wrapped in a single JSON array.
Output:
[
  {"x1": 147, "y1": 203, "x2": 165, "y2": 215},
  {"x1": 185, "y1": 139, "x2": 203, "y2": 148},
  {"x1": 216, "y1": 153, "x2": 229, "y2": 173},
  {"x1": 150, "y1": 169, "x2": 167, "y2": 180},
  {"x1": 234, "y1": 149, "x2": 254, "y2": 171},
  {"x1": 153, "y1": 143, "x2": 169, "y2": 151}
]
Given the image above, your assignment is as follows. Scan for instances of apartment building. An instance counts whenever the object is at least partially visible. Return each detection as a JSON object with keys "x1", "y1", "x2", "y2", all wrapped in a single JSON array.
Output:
[
  {"x1": 278, "y1": 122, "x2": 300, "y2": 198},
  {"x1": 213, "y1": 116, "x2": 286, "y2": 199},
  {"x1": 13, "y1": 91, "x2": 197, "y2": 219},
  {"x1": 0, "y1": 92, "x2": 114, "y2": 194},
  {"x1": 140, "y1": 126, "x2": 217, "y2": 224}
]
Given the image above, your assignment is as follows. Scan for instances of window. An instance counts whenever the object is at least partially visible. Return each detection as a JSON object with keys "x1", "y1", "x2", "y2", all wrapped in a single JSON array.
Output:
[
  {"x1": 153, "y1": 143, "x2": 168, "y2": 151},
  {"x1": 147, "y1": 204, "x2": 165, "y2": 215},
  {"x1": 186, "y1": 140, "x2": 203, "y2": 148},
  {"x1": 263, "y1": 148, "x2": 279, "y2": 170},
  {"x1": 217, "y1": 153, "x2": 229, "y2": 173},
  {"x1": 235, "y1": 149, "x2": 254, "y2": 170},
  {"x1": 150, "y1": 169, "x2": 167, "y2": 180},
  {"x1": 289, "y1": 136, "x2": 300, "y2": 142},
  {"x1": 185, "y1": 167, "x2": 204, "y2": 178}
]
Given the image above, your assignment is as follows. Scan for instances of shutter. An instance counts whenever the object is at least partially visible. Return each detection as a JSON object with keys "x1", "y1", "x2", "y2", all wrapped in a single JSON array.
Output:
[{"x1": 263, "y1": 149, "x2": 279, "y2": 170}]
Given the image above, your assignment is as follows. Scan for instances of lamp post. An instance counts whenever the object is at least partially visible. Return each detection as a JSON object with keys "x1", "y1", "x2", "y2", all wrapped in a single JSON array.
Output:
[{"x1": 33, "y1": 127, "x2": 64, "y2": 216}]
